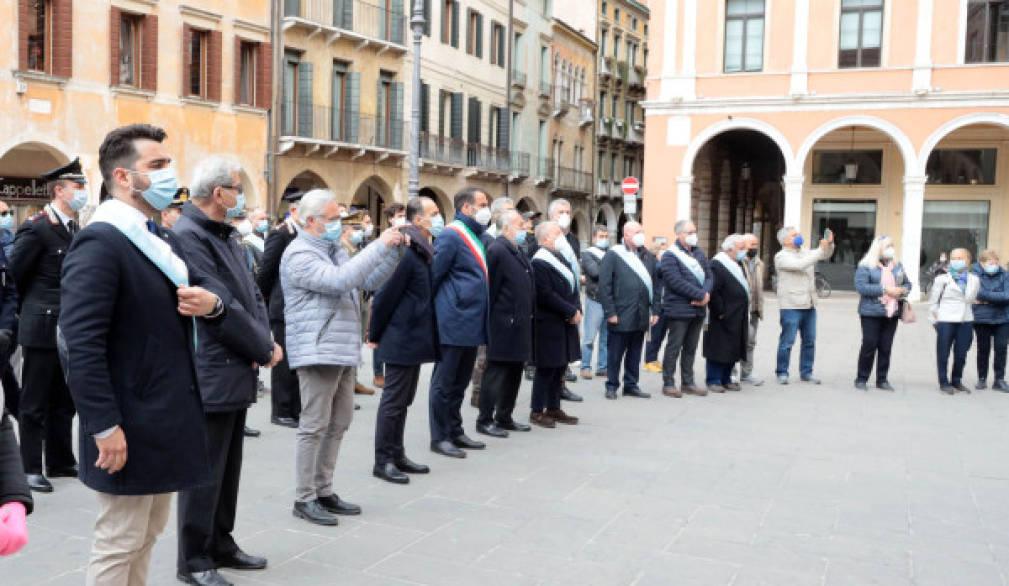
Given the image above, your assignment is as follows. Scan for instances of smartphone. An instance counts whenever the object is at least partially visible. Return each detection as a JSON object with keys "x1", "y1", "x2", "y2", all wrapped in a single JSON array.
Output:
[{"x1": 824, "y1": 228, "x2": 832, "y2": 240}]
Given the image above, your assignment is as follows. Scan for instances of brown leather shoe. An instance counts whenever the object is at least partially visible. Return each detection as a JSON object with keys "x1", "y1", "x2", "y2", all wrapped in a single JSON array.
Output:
[
  {"x1": 580, "y1": 369, "x2": 592, "y2": 380},
  {"x1": 683, "y1": 385, "x2": 708, "y2": 396},
  {"x1": 470, "y1": 390, "x2": 479, "y2": 408},
  {"x1": 530, "y1": 412, "x2": 556, "y2": 428},
  {"x1": 662, "y1": 387, "x2": 682, "y2": 398},
  {"x1": 373, "y1": 375, "x2": 385, "y2": 389},
  {"x1": 707, "y1": 385, "x2": 726, "y2": 393},
  {"x1": 545, "y1": 408, "x2": 579, "y2": 425},
  {"x1": 724, "y1": 382, "x2": 741, "y2": 391},
  {"x1": 355, "y1": 382, "x2": 375, "y2": 395}
]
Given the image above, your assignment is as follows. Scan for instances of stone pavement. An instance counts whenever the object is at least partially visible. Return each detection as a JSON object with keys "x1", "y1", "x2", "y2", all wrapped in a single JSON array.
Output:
[{"x1": 4, "y1": 294, "x2": 1009, "y2": 585}]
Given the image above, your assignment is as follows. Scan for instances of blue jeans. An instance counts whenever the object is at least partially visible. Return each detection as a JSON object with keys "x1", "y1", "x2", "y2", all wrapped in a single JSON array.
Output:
[
  {"x1": 606, "y1": 330, "x2": 644, "y2": 392},
  {"x1": 936, "y1": 322, "x2": 973, "y2": 385},
  {"x1": 580, "y1": 298, "x2": 608, "y2": 371},
  {"x1": 776, "y1": 308, "x2": 817, "y2": 377},
  {"x1": 705, "y1": 360, "x2": 733, "y2": 386}
]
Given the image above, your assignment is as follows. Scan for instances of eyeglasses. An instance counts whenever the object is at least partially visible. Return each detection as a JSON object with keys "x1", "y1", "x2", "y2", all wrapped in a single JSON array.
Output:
[
  {"x1": 0, "y1": 211, "x2": 11, "y2": 217},
  {"x1": 220, "y1": 184, "x2": 244, "y2": 195}
]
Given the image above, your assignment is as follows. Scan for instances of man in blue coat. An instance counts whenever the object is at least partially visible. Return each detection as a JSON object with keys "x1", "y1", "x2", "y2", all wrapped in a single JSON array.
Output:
[
  {"x1": 428, "y1": 186, "x2": 492, "y2": 458},
  {"x1": 60, "y1": 124, "x2": 219, "y2": 585}
]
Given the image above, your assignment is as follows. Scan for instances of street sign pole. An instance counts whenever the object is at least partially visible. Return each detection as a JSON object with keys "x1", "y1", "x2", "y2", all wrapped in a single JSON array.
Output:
[{"x1": 621, "y1": 176, "x2": 639, "y2": 217}]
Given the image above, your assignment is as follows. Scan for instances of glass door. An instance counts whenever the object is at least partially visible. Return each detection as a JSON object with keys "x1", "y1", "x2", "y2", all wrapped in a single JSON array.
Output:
[{"x1": 811, "y1": 199, "x2": 878, "y2": 291}]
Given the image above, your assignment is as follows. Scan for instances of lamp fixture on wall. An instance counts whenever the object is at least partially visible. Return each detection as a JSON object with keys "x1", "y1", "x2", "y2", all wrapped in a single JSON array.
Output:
[
  {"x1": 844, "y1": 126, "x2": 859, "y2": 183},
  {"x1": 740, "y1": 162, "x2": 751, "y2": 181}
]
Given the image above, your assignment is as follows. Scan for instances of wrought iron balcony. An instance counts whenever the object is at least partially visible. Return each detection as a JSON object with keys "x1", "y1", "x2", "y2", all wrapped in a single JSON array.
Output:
[
  {"x1": 534, "y1": 157, "x2": 555, "y2": 186},
  {"x1": 553, "y1": 166, "x2": 592, "y2": 195},
  {"x1": 510, "y1": 151, "x2": 530, "y2": 179},
  {"x1": 280, "y1": 101, "x2": 407, "y2": 152},
  {"x1": 283, "y1": 0, "x2": 406, "y2": 50},
  {"x1": 466, "y1": 144, "x2": 511, "y2": 174},
  {"x1": 419, "y1": 132, "x2": 466, "y2": 167},
  {"x1": 511, "y1": 70, "x2": 527, "y2": 89}
]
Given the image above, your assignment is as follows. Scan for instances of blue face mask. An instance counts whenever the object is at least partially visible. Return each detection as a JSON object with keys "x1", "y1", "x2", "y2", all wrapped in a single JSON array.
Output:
[
  {"x1": 984, "y1": 264, "x2": 999, "y2": 275},
  {"x1": 225, "y1": 192, "x2": 246, "y2": 219},
  {"x1": 950, "y1": 259, "x2": 967, "y2": 272},
  {"x1": 349, "y1": 230, "x2": 363, "y2": 244},
  {"x1": 69, "y1": 189, "x2": 88, "y2": 211},
  {"x1": 792, "y1": 234, "x2": 804, "y2": 248},
  {"x1": 595, "y1": 238, "x2": 609, "y2": 249},
  {"x1": 0, "y1": 214, "x2": 14, "y2": 230},
  {"x1": 735, "y1": 250, "x2": 747, "y2": 262},
  {"x1": 430, "y1": 214, "x2": 445, "y2": 238},
  {"x1": 132, "y1": 168, "x2": 179, "y2": 211},
  {"x1": 322, "y1": 220, "x2": 342, "y2": 241},
  {"x1": 515, "y1": 230, "x2": 527, "y2": 245},
  {"x1": 256, "y1": 220, "x2": 269, "y2": 233}
]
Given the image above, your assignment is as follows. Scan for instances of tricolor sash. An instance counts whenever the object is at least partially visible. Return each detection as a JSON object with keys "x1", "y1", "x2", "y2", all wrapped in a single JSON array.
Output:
[
  {"x1": 446, "y1": 220, "x2": 488, "y2": 279},
  {"x1": 612, "y1": 244, "x2": 654, "y2": 302},
  {"x1": 533, "y1": 247, "x2": 575, "y2": 292}
]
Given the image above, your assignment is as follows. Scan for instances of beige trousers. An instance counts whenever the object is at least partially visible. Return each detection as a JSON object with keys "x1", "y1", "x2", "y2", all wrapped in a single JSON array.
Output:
[
  {"x1": 296, "y1": 365, "x2": 356, "y2": 502},
  {"x1": 86, "y1": 492, "x2": 172, "y2": 586}
]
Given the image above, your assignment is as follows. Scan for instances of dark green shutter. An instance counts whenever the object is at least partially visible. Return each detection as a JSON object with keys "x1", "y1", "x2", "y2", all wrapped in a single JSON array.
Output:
[
  {"x1": 497, "y1": 107, "x2": 508, "y2": 150},
  {"x1": 423, "y1": 0, "x2": 431, "y2": 35},
  {"x1": 450, "y1": 92, "x2": 463, "y2": 139},
  {"x1": 376, "y1": 80, "x2": 387, "y2": 147},
  {"x1": 391, "y1": 82, "x2": 404, "y2": 149},
  {"x1": 334, "y1": 0, "x2": 352, "y2": 28},
  {"x1": 297, "y1": 62, "x2": 313, "y2": 137},
  {"x1": 475, "y1": 13, "x2": 483, "y2": 58},
  {"x1": 391, "y1": 0, "x2": 404, "y2": 43},
  {"x1": 451, "y1": 1, "x2": 459, "y2": 47},
  {"x1": 284, "y1": 0, "x2": 300, "y2": 17},
  {"x1": 346, "y1": 72, "x2": 360, "y2": 143},
  {"x1": 420, "y1": 82, "x2": 430, "y2": 133}
]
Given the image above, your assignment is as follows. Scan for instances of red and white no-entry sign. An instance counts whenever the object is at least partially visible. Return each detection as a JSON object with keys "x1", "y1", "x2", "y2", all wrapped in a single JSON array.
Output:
[{"x1": 621, "y1": 177, "x2": 640, "y2": 196}]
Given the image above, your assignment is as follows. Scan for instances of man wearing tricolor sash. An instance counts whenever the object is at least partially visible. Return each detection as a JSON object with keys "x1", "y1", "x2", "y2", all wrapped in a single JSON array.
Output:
[
  {"x1": 703, "y1": 235, "x2": 752, "y2": 393},
  {"x1": 428, "y1": 187, "x2": 493, "y2": 459}
]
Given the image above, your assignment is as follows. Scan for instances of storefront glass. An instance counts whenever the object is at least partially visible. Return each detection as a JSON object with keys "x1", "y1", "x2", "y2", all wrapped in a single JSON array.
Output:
[
  {"x1": 920, "y1": 200, "x2": 990, "y2": 286},
  {"x1": 811, "y1": 199, "x2": 877, "y2": 291}
]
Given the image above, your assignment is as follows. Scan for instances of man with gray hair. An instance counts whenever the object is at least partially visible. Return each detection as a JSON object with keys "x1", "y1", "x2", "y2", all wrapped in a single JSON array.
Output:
[
  {"x1": 469, "y1": 195, "x2": 512, "y2": 408},
  {"x1": 543, "y1": 198, "x2": 583, "y2": 400},
  {"x1": 579, "y1": 224, "x2": 610, "y2": 379},
  {"x1": 773, "y1": 226, "x2": 834, "y2": 384},
  {"x1": 737, "y1": 233, "x2": 765, "y2": 385},
  {"x1": 703, "y1": 235, "x2": 751, "y2": 392},
  {"x1": 281, "y1": 189, "x2": 404, "y2": 525},
  {"x1": 173, "y1": 154, "x2": 283, "y2": 583}
]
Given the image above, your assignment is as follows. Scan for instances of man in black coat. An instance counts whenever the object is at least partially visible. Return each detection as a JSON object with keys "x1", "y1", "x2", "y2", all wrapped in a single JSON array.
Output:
[
  {"x1": 12, "y1": 157, "x2": 88, "y2": 493},
  {"x1": 173, "y1": 156, "x2": 281, "y2": 585},
  {"x1": 256, "y1": 191, "x2": 303, "y2": 428},
  {"x1": 368, "y1": 196, "x2": 440, "y2": 485},
  {"x1": 477, "y1": 210, "x2": 534, "y2": 438},
  {"x1": 530, "y1": 222, "x2": 582, "y2": 428},
  {"x1": 703, "y1": 235, "x2": 751, "y2": 392},
  {"x1": 598, "y1": 222, "x2": 659, "y2": 400},
  {"x1": 0, "y1": 242, "x2": 19, "y2": 418},
  {"x1": 61, "y1": 124, "x2": 218, "y2": 584}
]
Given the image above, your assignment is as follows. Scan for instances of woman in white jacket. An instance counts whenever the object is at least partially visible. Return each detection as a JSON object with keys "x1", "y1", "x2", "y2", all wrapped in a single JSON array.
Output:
[{"x1": 929, "y1": 248, "x2": 981, "y2": 394}]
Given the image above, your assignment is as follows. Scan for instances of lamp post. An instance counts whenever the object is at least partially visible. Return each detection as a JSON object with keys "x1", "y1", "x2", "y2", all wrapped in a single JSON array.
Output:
[{"x1": 408, "y1": 0, "x2": 426, "y2": 200}]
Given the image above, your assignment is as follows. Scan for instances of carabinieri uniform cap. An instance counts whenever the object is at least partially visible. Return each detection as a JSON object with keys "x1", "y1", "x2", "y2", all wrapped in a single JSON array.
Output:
[{"x1": 41, "y1": 157, "x2": 88, "y2": 184}]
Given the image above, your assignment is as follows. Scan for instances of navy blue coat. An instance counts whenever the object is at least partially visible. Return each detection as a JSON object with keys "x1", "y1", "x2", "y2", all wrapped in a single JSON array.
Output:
[
  {"x1": 173, "y1": 204, "x2": 274, "y2": 412},
  {"x1": 60, "y1": 220, "x2": 211, "y2": 495},
  {"x1": 660, "y1": 242, "x2": 712, "y2": 319},
  {"x1": 369, "y1": 225, "x2": 440, "y2": 366},
  {"x1": 486, "y1": 237, "x2": 534, "y2": 363},
  {"x1": 0, "y1": 245, "x2": 18, "y2": 334},
  {"x1": 532, "y1": 250, "x2": 581, "y2": 367},
  {"x1": 598, "y1": 246, "x2": 660, "y2": 333},
  {"x1": 975, "y1": 268, "x2": 1009, "y2": 324},
  {"x1": 854, "y1": 263, "x2": 911, "y2": 318},
  {"x1": 431, "y1": 213, "x2": 489, "y2": 347}
]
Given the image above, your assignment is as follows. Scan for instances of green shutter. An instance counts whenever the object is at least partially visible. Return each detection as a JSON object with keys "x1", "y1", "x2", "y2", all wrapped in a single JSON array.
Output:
[
  {"x1": 423, "y1": 0, "x2": 431, "y2": 35},
  {"x1": 297, "y1": 62, "x2": 313, "y2": 138},
  {"x1": 450, "y1": 92, "x2": 463, "y2": 139},
  {"x1": 284, "y1": 0, "x2": 301, "y2": 17},
  {"x1": 467, "y1": 97, "x2": 478, "y2": 144},
  {"x1": 391, "y1": 82, "x2": 404, "y2": 149},
  {"x1": 346, "y1": 72, "x2": 360, "y2": 143},
  {"x1": 420, "y1": 82, "x2": 430, "y2": 133},
  {"x1": 376, "y1": 80, "x2": 387, "y2": 147},
  {"x1": 334, "y1": 0, "x2": 352, "y2": 28},
  {"x1": 476, "y1": 13, "x2": 484, "y2": 58},
  {"x1": 497, "y1": 107, "x2": 508, "y2": 150},
  {"x1": 391, "y1": 0, "x2": 404, "y2": 43},
  {"x1": 451, "y1": 1, "x2": 459, "y2": 47}
]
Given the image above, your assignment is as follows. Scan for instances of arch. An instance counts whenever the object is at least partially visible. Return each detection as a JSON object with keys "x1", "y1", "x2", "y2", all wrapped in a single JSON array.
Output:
[
  {"x1": 352, "y1": 175, "x2": 393, "y2": 222},
  {"x1": 681, "y1": 118, "x2": 795, "y2": 178},
  {"x1": 571, "y1": 208, "x2": 591, "y2": 246},
  {"x1": 237, "y1": 168, "x2": 258, "y2": 209},
  {"x1": 419, "y1": 185, "x2": 450, "y2": 216},
  {"x1": 595, "y1": 203, "x2": 618, "y2": 235},
  {"x1": 795, "y1": 115, "x2": 918, "y2": 177},
  {"x1": 516, "y1": 196, "x2": 539, "y2": 213},
  {"x1": 0, "y1": 136, "x2": 73, "y2": 165},
  {"x1": 282, "y1": 169, "x2": 328, "y2": 192},
  {"x1": 917, "y1": 113, "x2": 1009, "y2": 175}
]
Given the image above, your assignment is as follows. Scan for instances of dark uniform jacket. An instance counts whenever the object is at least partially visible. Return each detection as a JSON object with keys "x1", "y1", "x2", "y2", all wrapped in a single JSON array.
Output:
[
  {"x1": 599, "y1": 245, "x2": 660, "y2": 333},
  {"x1": 703, "y1": 257, "x2": 750, "y2": 364},
  {"x1": 60, "y1": 216, "x2": 211, "y2": 495},
  {"x1": 257, "y1": 219, "x2": 298, "y2": 323},
  {"x1": 487, "y1": 237, "x2": 534, "y2": 364},
  {"x1": 532, "y1": 249, "x2": 581, "y2": 368},
  {"x1": 660, "y1": 241, "x2": 713, "y2": 320},
  {"x1": 0, "y1": 245, "x2": 18, "y2": 335},
  {"x1": 11, "y1": 205, "x2": 73, "y2": 348}
]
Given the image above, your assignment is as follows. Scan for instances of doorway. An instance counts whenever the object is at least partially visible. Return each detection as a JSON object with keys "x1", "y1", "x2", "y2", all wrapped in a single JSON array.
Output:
[{"x1": 811, "y1": 199, "x2": 877, "y2": 291}]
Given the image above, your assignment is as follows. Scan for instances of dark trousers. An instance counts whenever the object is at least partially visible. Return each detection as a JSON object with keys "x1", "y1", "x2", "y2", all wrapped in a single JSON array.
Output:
[
  {"x1": 644, "y1": 318, "x2": 668, "y2": 363},
  {"x1": 661, "y1": 317, "x2": 704, "y2": 388},
  {"x1": 2, "y1": 360, "x2": 19, "y2": 418},
  {"x1": 974, "y1": 322, "x2": 1009, "y2": 381},
  {"x1": 270, "y1": 321, "x2": 300, "y2": 420},
  {"x1": 531, "y1": 366, "x2": 564, "y2": 412},
  {"x1": 935, "y1": 322, "x2": 974, "y2": 386},
  {"x1": 374, "y1": 364, "x2": 420, "y2": 465},
  {"x1": 857, "y1": 315, "x2": 899, "y2": 384},
  {"x1": 705, "y1": 360, "x2": 733, "y2": 386},
  {"x1": 178, "y1": 409, "x2": 246, "y2": 573},
  {"x1": 478, "y1": 360, "x2": 523, "y2": 426},
  {"x1": 606, "y1": 330, "x2": 645, "y2": 392},
  {"x1": 428, "y1": 345, "x2": 477, "y2": 442},
  {"x1": 18, "y1": 347, "x2": 75, "y2": 474}
]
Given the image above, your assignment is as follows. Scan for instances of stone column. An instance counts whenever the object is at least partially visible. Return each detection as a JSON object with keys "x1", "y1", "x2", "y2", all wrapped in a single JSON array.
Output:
[
  {"x1": 782, "y1": 174, "x2": 804, "y2": 229},
  {"x1": 676, "y1": 175, "x2": 693, "y2": 222},
  {"x1": 901, "y1": 175, "x2": 927, "y2": 301}
]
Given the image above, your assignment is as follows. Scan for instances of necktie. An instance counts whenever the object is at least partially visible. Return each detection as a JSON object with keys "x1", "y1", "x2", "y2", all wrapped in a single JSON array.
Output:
[
  {"x1": 146, "y1": 220, "x2": 159, "y2": 235},
  {"x1": 67, "y1": 220, "x2": 77, "y2": 236}
]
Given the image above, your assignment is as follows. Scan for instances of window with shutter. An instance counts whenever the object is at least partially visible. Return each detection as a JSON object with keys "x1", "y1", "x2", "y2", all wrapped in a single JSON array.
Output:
[
  {"x1": 423, "y1": 0, "x2": 431, "y2": 36},
  {"x1": 390, "y1": 82, "x2": 404, "y2": 149},
  {"x1": 332, "y1": 61, "x2": 347, "y2": 140},
  {"x1": 207, "y1": 30, "x2": 222, "y2": 102},
  {"x1": 297, "y1": 61, "x2": 313, "y2": 137},
  {"x1": 390, "y1": 0, "x2": 404, "y2": 44},
  {"x1": 334, "y1": 0, "x2": 353, "y2": 29},
  {"x1": 141, "y1": 15, "x2": 158, "y2": 91},
  {"x1": 475, "y1": 13, "x2": 483, "y2": 58},
  {"x1": 346, "y1": 72, "x2": 360, "y2": 143},
  {"x1": 254, "y1": 42, "x2": 270, "y2": 108},
  {"x1": 284, "y1": 0, "x2": 301, "y2": 17},
  {"x1": 282, "y1": 52, "x2": 299, "y2": 135},
  {"x1": 420, "y1": 82, "x2": 430, "y2": 133},
  {"x1": 451, "y1": 0, "x2": 459, "y2": 47},
  {"x1": 24, "y1": 0, "x2": 51, "y2": 73},
  {"x1": 450, "y1": 92, "x2": 463, "y2": 140},
  {"x1": 236, "y1": 41, "x2": 257, "y2": 105},
  {"x1": 377, "y1": 75, "x2": 390, "y2": 147}
]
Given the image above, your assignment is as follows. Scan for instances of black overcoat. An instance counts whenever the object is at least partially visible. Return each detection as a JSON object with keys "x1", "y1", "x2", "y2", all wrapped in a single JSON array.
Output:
[
  {"x1": 598, "y1": 246, "x2": 660, "y2": 333},
  {"x1": 486, "y1": 237, "x2": 534, "y2": 363},
  {"x1": 532, "y1": 250, "x2": 581, "y2": 368},
  {"x1": 256, "y1": 220, "x2": 297, "y2": 322},
  {"x1": 703, "y1": 258, "x2": 750, "y2": 364},
  {"x1": 11, "y1": 206, "x2": 73, "y2": 348}
]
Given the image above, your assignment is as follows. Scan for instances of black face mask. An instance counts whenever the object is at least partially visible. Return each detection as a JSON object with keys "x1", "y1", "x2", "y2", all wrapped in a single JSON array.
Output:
[{"x1": 746, "y1": 249, "x2": 758, "y2": 258}]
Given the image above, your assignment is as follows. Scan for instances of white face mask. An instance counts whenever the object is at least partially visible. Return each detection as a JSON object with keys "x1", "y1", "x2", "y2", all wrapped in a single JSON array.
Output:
[
  {"x1": 881, "y1": 247, "x2": 895, "y2": 260},
  {"x1": 474, "y1": 207, "x2": 493, "y2": 226},
  {"x1": 631, "y1": 232, "x2": 646, "y2": 247},
  {"x1": 555, "y1": 235, "x2": 571, "y2": 254},
  {"x1": 556, "y1": 212, "x2": 571, "y2": 229},
  {"x1": 236, "y1": 219, "x2": 252, "y2": 236},
  {"x1": 685, "y1": 233, "x2": 699, "y2": 247},
  {"x1": 391, "y1": 217, "x2": 407, "y2": 228}
]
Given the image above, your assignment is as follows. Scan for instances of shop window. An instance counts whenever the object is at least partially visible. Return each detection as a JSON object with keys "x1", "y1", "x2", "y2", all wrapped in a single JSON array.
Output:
[
  {"x1": 812, "y1": 199, "x2": 878, "y2": 290},
  {"x1": 965, "y1": 0, "x2": 1009, "y2": 63},
  {"x1": 925, "y1": 148, "x2": 997, "y2": 185},
  {"x1": 839, "y1": 0, "x2": 883, "y2": 68},
  {"x1": 921, "y1": 200, "x2": 990, "y2": 272},
  {"x1": 812, "y1": 150, "x2": 883, "y2": 184},
  {"x1": 724, "y1": 0, "x2": 765, "y2": 73}
]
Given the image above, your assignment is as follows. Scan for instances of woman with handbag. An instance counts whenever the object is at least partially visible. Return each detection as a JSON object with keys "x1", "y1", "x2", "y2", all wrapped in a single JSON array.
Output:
[
  {"x1": 854, "y1": 236, "x2": 910, "y2": 391},
  {"x1": 973, "y1": 250, "x2": 1009, "y2": 391},
  {"x1": 929, "y1": 248, "x2": 981, "y2": 394}
]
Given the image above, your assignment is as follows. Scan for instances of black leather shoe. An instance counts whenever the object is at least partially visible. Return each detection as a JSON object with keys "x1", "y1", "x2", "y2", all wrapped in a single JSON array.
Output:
[
  {"x1": 47, "y1": 465, "x2": 78, "y2": 478},
  {"x1": 317, "y1": 494, "x2": 361, "y2": 515},
  {"x1": 622, "y1": 388, "x2": 651, "y2": 398},
  {"x1": 496, "y1": 420, "x2": 531, "y2": 432},
  {"x1": 293, "y1": 501, "x2": 338, "y2": 526},
  {"x1": 876, "y1": 382, "x2": 895, "y2": 391},
  {"x1": 243, "y1": 426, "x2": 261, "y2": 438},
  {"x1": 524, "y1": 366, "x2": 535, "y2": 381},
  {"x1": 940, "y1": 385, "x2": 955, "y2": 395},
  {"x1": 476, "y1": 422, "x2": 509, "y2": 438},
  {"x1": 560, "y1": 387, "x2": 583, "y2": 402},
  {"x1": 27, "y1": 474, "x2": 52, "y2": 493},
  {"x1": 954, "y1": 383, "x2": 971, "y2": 394},
  {"x1": 355, "y1": 403, "x2": 361, "y2": 410},
  {"x1": 216, "y1": 549, "x2": 267, "y2": 570},
  {"x1": 431, "y1": 440, "x2": 466, "y2": 458},
  {"x1": 271, "y1": 416, "x2": 299, "y2": 428},
  {"x1": 373, "y1": 462, "x2": 409, "y2": 484},
  {"x1": 854, "y1": 381, "x2": 868, "y2": 391},
  {"x1": 394, "y1": 456, "x2": 430, "y2": 473},
  {"x1": 994, "y1": 380, "x2": 1009, "y2": 392},
  {"x1": 594, "y1": 370, "x2": 607, "y2": 377},
  {"x1": 452, "y1": 434, "x2": 486, "y2": 449},
  {"x1": 605, "y1": 389, "x2": 618, "y2": 400},
  {"x1": 177, "y1": 569, "x2": 234, "y2": 586}
]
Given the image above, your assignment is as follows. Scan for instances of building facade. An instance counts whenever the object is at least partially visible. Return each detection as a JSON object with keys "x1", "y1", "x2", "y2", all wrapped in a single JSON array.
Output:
[
  {"x1": 1, "y1": 0, "x2": 271, "y2": 222},
  {"x1": 644, "y1": 0, "x2": 1009, "y2": 296}
]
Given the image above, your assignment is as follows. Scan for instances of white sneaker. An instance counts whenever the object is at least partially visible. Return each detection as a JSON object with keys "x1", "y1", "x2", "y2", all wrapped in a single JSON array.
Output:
[{"x1": 741, "y1": 375, "x2": 764, "y2": 386}]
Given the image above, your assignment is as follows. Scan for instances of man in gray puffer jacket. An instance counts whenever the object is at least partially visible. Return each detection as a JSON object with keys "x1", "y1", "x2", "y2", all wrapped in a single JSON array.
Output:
[{"x1": 280, "y1": 189, "x2": 405, "y2": 526}]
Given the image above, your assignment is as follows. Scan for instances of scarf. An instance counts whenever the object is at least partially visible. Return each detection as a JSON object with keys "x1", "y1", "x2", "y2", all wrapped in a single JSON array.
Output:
[
  {"x1": 878, "y1": 262, "x2": 898, "y2": 318},
  {"x1": 669, "y1": 243, "x2": 705, "y2": 285},
  {"x1": 533, "y1": 247, "x2": 575, "y2": 292},
  {"x1": 952, "y1": 268, "x2": 969, "y2": 291},
  {"x1": 712, "y1": 252, "x2": 750, "y2": 296},
  {"x1": 612, "y1": 244, "x2": 654, "y2": 302}
]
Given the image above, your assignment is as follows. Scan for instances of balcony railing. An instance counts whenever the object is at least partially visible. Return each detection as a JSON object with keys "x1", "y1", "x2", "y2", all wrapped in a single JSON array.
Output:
[
  {"x1": 627, "y1": 123, "x2": 644, "y2": 145},
  {"x1": 419, "y1": 132, "x2": 466, "y2": 166},
  {"x1": 579, "y1": 101, "x2": 594, "y2": 127},
  {"x1": 511, "y1": 70, "x2": 527, "y2": 88},
  {"x1": 555, "y1": 166, "x2": 592, "y2": 194},
  {"x1": 466, "y1": 144, "x2": 511, "y2": 172},
  {"x1": 538, "y1": 80, "x2": 552, "y2": 98},
  {"x1": 597, "y1": 178, "x2": 613, "y2": 198},
  {"x1": 596, "y1": 117, "x2": 613, "y2": 140},
  {"x1": 535, "y1": 157, "x2": 555, "y2": 184},
  {"x1": 629, "y1": 65, "x2": 646, "y2": 89},
  {"x1": 284, "y1": 0, "x2": 405, "y2": 45},
  {"x1": 280, "y1": 101, "x2": 406, "y2": 150},
  {"x1": 510, "y1": 151, "x2": 530, "y2": 177},
  {"x1": 615, "y1": 60, "x2": 629, "y2": 83}
]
